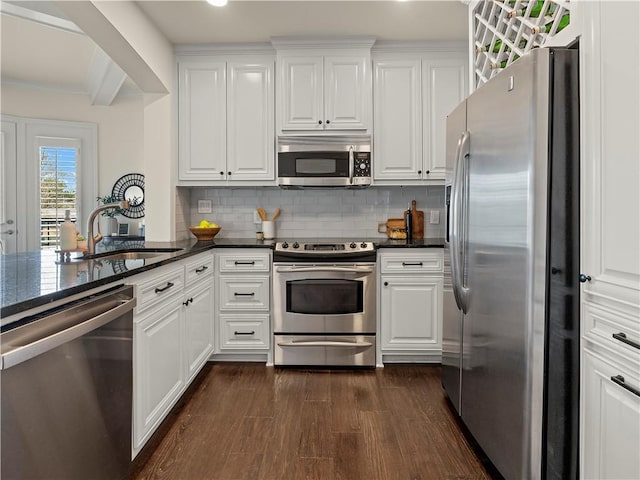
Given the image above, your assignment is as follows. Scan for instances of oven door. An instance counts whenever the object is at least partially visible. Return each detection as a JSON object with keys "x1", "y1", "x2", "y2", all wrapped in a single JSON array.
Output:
[{"x1": 273, "y1": 263, "x2": 376, "y2": 334}]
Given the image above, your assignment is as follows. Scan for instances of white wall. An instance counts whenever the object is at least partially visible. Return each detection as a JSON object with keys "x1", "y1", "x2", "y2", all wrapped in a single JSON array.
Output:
[{"x1": 1, "y1": 84, "x2": 144, "y2": 198}]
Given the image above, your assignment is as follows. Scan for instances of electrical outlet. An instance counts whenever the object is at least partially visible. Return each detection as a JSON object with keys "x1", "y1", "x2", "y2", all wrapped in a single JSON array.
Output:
[
  {"x1": 197, "y1": 199, "x2": 212, "y2": 214},
  {"x1": 253, "y1": 210, "x2": 262, "y2": 223},
  {"x1": 430, "y1": 210, "x2": 440, "y2": 224}
]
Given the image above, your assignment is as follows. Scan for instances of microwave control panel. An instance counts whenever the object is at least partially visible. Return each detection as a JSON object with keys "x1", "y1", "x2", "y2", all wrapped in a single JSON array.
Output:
[{"x1": 353, "y1": 153, "x2": 371, "y2": 177}]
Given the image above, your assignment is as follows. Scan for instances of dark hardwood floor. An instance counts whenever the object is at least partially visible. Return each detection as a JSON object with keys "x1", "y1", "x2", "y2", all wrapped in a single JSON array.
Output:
[{"x1": 133, "y1": 364, "x2": 493, "y2": 480}]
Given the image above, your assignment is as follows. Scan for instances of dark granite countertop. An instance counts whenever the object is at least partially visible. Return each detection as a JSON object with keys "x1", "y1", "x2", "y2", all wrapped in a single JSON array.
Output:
[
  {"x1": 0, "y1": 238, "x2": 272, "y2": 321},
  {"x1": 0, "y1": 236, "x2": 443, "y2": 321}
]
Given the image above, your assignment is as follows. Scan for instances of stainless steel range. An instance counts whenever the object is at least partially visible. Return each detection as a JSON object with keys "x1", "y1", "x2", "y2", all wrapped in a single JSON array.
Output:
[{"x1": 273, "y1": 240, "x2": 376, "y2": 367}]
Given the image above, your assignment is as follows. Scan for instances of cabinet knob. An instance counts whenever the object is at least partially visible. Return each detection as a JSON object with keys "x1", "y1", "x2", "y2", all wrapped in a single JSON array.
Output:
[
  {"x1": 418, "y1": 170, "x2": 422, "y2": 175},
  {"x1": 326, "y1": 120, "x2": 330, "y2": 124},
  {"x1": 426, "y1": 170, "x2": 430, "y2": 175},
  {"x1": 219, "y1": 171, "x2": 224, "y2": 175},
  {"x1": 579, "y1": 274, "x2": 592, "y2": 283},
  {"x1": 383, "y1": 281, "x2": 388, "y2": 286},
  {"x1": 318, "y1": 120, "x2": 323, "y2": 125},
  {"x1": 228, "y1": 171, "x2": 232, "y2": 176}
]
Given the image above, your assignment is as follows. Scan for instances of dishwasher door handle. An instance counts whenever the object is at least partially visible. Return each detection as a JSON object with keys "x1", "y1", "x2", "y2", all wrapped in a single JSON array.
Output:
[{"x1": 1, "y1": 288, "x2": 136, "y2": 370}]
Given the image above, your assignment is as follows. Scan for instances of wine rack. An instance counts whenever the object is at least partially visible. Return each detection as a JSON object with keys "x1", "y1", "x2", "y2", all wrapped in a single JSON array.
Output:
[{"x1": 472, "y1": 0, "x2": 572, "y2": 88}]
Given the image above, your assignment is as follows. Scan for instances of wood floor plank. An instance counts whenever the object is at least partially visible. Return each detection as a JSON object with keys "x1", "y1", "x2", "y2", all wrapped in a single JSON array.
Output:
[{"x1": 134, "y1": 364, "x2": 494, "y2": 480}]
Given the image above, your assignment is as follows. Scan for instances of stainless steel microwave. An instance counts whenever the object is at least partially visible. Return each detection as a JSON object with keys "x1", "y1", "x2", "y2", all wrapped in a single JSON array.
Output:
[{"x1": 277, "y1": 136, "x2": 372, "y2": 188}]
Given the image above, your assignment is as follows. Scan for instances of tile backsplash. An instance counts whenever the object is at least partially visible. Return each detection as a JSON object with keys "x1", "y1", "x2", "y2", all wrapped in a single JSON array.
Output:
[{"x1": 178, "y1": 186, "x2": 445, "y2": 240}]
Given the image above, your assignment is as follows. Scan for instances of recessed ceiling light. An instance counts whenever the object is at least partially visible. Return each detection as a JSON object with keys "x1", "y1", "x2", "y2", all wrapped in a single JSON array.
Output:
[{"x1": 206, "y1": 0, "x2": 228, "y2": 6}]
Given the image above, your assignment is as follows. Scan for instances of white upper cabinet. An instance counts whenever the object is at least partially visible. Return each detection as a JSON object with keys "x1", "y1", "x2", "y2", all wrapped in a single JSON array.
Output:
[
  {"x1": 373, "y1": 50, "x2": 467, "y2": 183},
  {"x1": 178, "y1": 60, "x2": 226, "y2": 181},
  {"x1": 422, "y1": 57, "x2": 467, "y2": 180},
  {"x1": 373, "y1": 59, "x2": 422, "y2": 180},
  {"x1": 275, "y1": 39, "x2": 374, "y2": 135},
  {"x1": 178, "y1": 54, "x2": 275, "y2": 184}
]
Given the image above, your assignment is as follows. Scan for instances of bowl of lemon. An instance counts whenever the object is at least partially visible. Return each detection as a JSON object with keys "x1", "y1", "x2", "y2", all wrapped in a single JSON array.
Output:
[{"x1": 189, "y1": 220, "x2": 221, "y2": 241}]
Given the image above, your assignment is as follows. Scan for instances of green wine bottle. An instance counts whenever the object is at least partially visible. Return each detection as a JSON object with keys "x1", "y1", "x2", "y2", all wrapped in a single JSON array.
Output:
[
  {"x1": 532, "y1": 13, "x2": 570, "y2": 34},
  {"x1": 509, "y1": 0, "x2": 545, "y2": 18}
]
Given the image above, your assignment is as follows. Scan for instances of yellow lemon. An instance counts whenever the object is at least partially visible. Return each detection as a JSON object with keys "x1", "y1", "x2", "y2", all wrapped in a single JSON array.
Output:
[
  {"x1": 199, "y1": 220, "x2": 210, "y2": 228},
  {"x1": 209, "y1": 222, "x2": 219, "y2": 228}
]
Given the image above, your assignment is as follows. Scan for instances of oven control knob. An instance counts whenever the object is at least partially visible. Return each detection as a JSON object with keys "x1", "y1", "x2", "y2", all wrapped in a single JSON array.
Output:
[
  {"x1": 281, "y1": 242, "x2": 288, "y2": 249},
  {"x1": 350, "y1": 242, "x2": 357, "y2": 249},
  {"x1": 293, "y1": 242, "x2": 300, "y2": 249},
  {"x1": 360, "y1": 242, "x2": 367, "y2": 248},
  {"x1": 360, "y1": 163, "x2": 366, "y2": 170}
]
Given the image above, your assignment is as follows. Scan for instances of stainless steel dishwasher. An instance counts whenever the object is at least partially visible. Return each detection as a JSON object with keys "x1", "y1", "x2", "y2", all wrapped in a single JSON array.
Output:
[{"x1": 1, "y1": 285, "x2": 136, "y2": 480}]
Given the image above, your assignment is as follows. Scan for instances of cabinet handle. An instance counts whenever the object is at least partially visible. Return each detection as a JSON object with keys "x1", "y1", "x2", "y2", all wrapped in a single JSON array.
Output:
[
  {"x1": 402, "y1": 262, "x2": 423, "y2": 267},
  {"x1": 154, "y1": 282, "x2": 174, "y2": 293},
  {"x1": 612, "y1": 332, "x2": 640, "y2": 351},
  {"x1": 318, "y1": 120, "x2": 323, "y2": 125},
  {"x1": 195, "y1": 265, "x2": 209, "y2": 273},
  {"x1": 183, "y1": 299, "x2": 190, "y2": 306},
  {"x1": 234, "y1": 261, "x2": 255, "y2": 265},
  {"x1": 610, "y1": 375, "x2": 640, "y2": 398},
  {"x1": 234, "y1": 331, "x2": 255, "y2": 336},
  {"x1": 234, "y1": 292, "x2": 255, "y2": 297},
  {"x1": 383, "y1": 281, "x2": 388, "y2": 286}
]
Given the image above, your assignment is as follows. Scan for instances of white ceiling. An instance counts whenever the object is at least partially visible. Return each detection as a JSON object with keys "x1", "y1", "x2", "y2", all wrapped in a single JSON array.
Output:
[
  {"x1": 1, "y1": 0, "x2": 469, "y2": 99},
  {"x1": 136, "y1": 1, "x2": 469, "y2": 44}
]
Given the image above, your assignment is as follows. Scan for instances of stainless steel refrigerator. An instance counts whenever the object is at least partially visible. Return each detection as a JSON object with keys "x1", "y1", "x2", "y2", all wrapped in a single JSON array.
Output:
[{"x1": 442, "y1": 47, "x2": 580, "y2": 480}]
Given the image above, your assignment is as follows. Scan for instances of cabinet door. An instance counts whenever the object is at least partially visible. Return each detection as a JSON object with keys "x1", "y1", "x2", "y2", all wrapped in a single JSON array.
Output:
[
  {"x1": 324, "y1": 55, "x2": 370, "y2": 131},
  {"x1": 422, "y1": 57, "x2": 467, "y2": 180},
  {"x1": 279, "y1": 56, "x2": 324, "y2": 131},
  {"x1": 178, "y1": 60, "x2": 227, "y2": 181},
  {"x1": 227, "y1": 59, "x2": 275, "y2": 181},
  {"x1": 184, "y1": 282, "x2": 214, "y2": 383},
  {"x1": 380, "y1": 275, "x2": 442, "y2": 351},
  {"x1": 582, "y1": 349, "x2": 640, "y2": 479},
  {"x1": 373, "y1": 59, "x2": 423, "y2": 180},
  {"x1": 134, "y1": 301, "x2": 184, "y2": 451}
]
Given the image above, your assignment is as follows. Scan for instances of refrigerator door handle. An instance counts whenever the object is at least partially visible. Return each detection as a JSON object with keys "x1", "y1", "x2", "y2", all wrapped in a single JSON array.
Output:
[{"x1": 451, "y1": 131, "x2": 471, "y2": 313}]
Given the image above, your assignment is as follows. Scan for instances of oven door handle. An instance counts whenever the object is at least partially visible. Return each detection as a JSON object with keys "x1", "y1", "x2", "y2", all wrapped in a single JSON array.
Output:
[
  {"x1": 274, "y1": 266, "x2": 374, "y2": 274},
  {"x1": 277, "y1": 340, "x2": 373, "y2": 348}
]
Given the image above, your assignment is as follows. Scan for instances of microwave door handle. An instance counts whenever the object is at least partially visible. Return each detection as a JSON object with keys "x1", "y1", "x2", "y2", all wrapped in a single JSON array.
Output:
[{"x1": 348, "y1": 146, "x2": 354, "y2": 185}]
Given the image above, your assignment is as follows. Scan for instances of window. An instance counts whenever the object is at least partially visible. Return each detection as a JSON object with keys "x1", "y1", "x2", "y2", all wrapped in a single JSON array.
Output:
[{"x1": 38, "y1": 141, "x2": 79, "y2": 249}]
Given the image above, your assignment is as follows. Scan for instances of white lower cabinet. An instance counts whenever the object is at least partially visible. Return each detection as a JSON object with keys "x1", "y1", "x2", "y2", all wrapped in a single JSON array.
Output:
[
  {"x1": 132, "y1": 252, "x2": 215, "y2": 456},
  {"x1": 378, "y1": 249, "x2": 444, "y2": 364},
  {"x1": 134, "y1": 298, "x2": 184, "y2": 453},
  {"x1": 214, "y1": 249, "x2": 272, "y2": 363},
  {"x1": 582, "y1": 348, "x2": 640, "y2": 480}
]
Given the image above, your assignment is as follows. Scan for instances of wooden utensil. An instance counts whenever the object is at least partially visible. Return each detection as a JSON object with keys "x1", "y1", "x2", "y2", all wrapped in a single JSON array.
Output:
[
  {"x1": 411, "y1": 200, "x2": 424, "y2": 239},
  {"x1": 271, "y1": 208, "x2": 281, "y2": 221},
  {"x1": 257, "y1": 208, "x2": 267, "y2": 221}
]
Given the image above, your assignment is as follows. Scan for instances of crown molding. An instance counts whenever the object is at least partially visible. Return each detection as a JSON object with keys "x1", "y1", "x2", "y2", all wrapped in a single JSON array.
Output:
[
  {"x1": 271, "y1": 36, "x2": 376, "y2": 50},
  {"x1": 175, "y1": 42, "x2": 275, "y2": 56}
]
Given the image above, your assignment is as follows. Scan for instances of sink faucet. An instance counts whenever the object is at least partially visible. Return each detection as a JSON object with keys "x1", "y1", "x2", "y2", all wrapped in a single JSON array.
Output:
[{"x1": 85, "y1": 201, "x2": 129, "y2": 255}]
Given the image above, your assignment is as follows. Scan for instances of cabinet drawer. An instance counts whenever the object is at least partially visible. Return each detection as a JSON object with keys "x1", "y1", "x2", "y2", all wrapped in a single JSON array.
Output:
[
  {"x1": 217, "y1": 251, "x2": 271, "y2": 273},
  {"x1": 379, "y1": 251, "x2": 444, "y2": 274},
  {"x1": 134, "y1": 265, "x2": 185, "y2": 314},
  {"x1": 219, "y1": 314, "x2": 270, "y2": 349},
  {"x1": 185, "y1": 252, "x2": 214, "y2": 286},
  {"x1": 583, "y1": 302, "x2": 640, "y2": 366},
  {"x1": 219, "y1": 276, "x2": 270, "y2": 311}
]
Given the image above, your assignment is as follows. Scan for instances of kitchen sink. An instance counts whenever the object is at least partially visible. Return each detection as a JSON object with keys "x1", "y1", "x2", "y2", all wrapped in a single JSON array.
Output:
[{"x1": 79, "y1": 248, "x2": 184, "y2": 262}]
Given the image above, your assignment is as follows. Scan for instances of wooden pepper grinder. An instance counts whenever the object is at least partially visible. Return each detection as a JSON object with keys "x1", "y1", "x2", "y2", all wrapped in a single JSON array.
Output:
[{"x1": 411, "y1": 200, "x2": 424, "y2": 239}]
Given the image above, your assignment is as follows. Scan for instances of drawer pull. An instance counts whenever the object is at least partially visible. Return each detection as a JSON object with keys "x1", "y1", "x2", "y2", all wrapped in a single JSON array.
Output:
[
  {"x1": 154, "y1": 282, "x2": 174, "y2": 293},
  {"x1": 195, "y1": 265, "x2": 209, "y2": 273},
  {"x1": 234, "y1": 292, "x2": 255, "y2": 297},
  {"x1": 234, "y1": 261, "x2": 255, "y2": 265},
  {"x1": 612, "y1": 332, "x2": 640, "y2": 351},
  {"x1": 610, "y1": 375, "x2": 640, "y2": 398},
  {"x1": 234, "y1": 331, "x2": 255, "y2": 336},
  {"x1": 402, "y1": 262, "x2": 423, "y2": 267}
]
